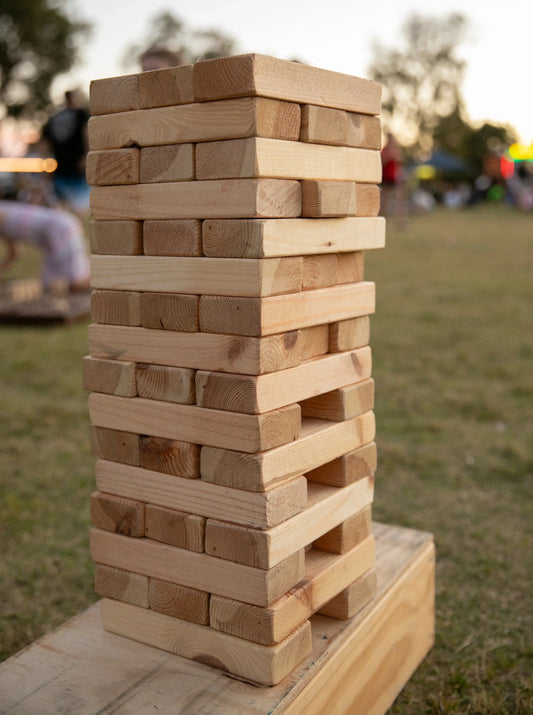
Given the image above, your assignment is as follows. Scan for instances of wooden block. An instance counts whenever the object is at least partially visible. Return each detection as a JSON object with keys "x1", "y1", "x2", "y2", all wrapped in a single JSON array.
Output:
[
  {"x1": 91, "y1": 290, "x2": 141, "y2": 326},
  {"x1": 90, "y1": 528, "x2": 306, "y2": 607},
  {"x1": 149, "y1": 579, "x2": 209, "y2": 625},
  {"x1": 136, "y1": 364, "x2": 195, "y2": 404},
  {"x1": 209, "y1": 536, "x2": 375, "y2": 645},
  {"x1": 355, "y1": 183, "x2": 381, "y2": 217},
  {"x1": 89, "y1": 393, "x2": 301, "y2": 454},
  {"x1": 300, "y1": 105, "x2": 382, "y2": 149},
  {"x1": 90, "y1": 491, "x2": 145, "y2": 537},
  {"x1": 195, "y1": 138, "x2": 382, "y2": 183},
  {"x1": 89, "y1": 74, "x2": 139, "y2": 115},
  {"x1": 193, "y1": 54, "x2": 381, "y2": 115},
  {"x1": 143, "y1": 219, "x2": 202, "y2": 256},
  {"x1": 302, "y1": 254, "x2": 338, "y2": 290},
  {"x1": 139, "y1": 436, "x2": 200, "y2": 478},
  {"x1": 140, "y1": 293, "x2": 199, "y2": 332},
  {"x1": 91, "y1": 255, "x2": 302, "y2": 297},
  {"x1": 199, "y1": 282, "x2": 375, "y2": 337},
  {"x1": 306, "y1": 442, "x2": 377, "y2": 487},
  {"x1": 90, "y1": 425, "x2": 140, "y2": 465},
  {"x1": 313, "y1": 506, "x2": 373, "y2": 554},
  {"x1": 94, "y1": 564, "x2": 149, "y2": 608},
  {"x1": 94, "y1": 459, "x2": 307, "y2": 530},
  {"x1": 336, "y1": 251, "x2": 365, "y2": 284},
  {"x1": 300, "y1": 324, "x2": 329, "y2": 360},
  {"x1": 145, "y1": 504, "x2": 205, "y2": 551},
  {"x1": 300, "y1": 180, "x2": 356, "y2": 217},
  {"x1": 88, "y1": 97, "x2": 301, "y2": 150},
  {"x1": 89, "y1": 221, "x2": 143, "y2": 256},
  {"x1": 82, "y1": 355, "x2": 137, "y2": 397},
  {"x1": 205, "y1": 477, "x2": 374, "y2": 569},
  {"x1": 88, "y1": 324, "x2": 306, "y2": 375},
  {"x1": 138, "y1": 64, "x2": 194, "y2": 108},
  {"x1": 329, "y1": 315, "x2": 370, "y2": 352},
  {"x1": 101, "y1": 599, "x2": 311, "y2": 686},
  {"x1": 196, "y1": 347, "x2": 372, "y2": 414},
  {"x1": 86, "y1": 148, "x2": 140, "y2": 186},
  {"x1": 201, "y1": 412, "x2": 376, "y2": 492},
  {"x1": 300, "y1": 378, "x2": 375, "y2": 421},
  {"x1": 318, "y1": 567, "x2": 377, "y2": 619},
  {"x1": 202, "y1": 216, "x2": 385, "y2": 258},
  {"x1": 90, "y1": 179, "x2": 301, "y2": 220},
  {"x1": 140, "y1": 144, "x2": 194, "y2": 183}
]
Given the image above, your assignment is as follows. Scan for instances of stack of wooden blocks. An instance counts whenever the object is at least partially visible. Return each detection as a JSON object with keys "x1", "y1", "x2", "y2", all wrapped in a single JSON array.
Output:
[{"x1": 84, "y1": 53, "x2": 385, "y2": 686}]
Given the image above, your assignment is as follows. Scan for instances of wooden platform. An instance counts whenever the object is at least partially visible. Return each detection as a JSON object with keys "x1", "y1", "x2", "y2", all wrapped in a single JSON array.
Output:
[
  {"x1": 0, "y1": 522, "x2": 435, "y2": 714},
  {"x1": 0, "y1": 279, "x2": 90, "y2": 325}
]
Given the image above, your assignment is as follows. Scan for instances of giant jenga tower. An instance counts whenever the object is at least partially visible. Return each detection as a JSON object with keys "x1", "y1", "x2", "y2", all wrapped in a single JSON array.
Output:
[{"x1": 84, "y1": 54, "x2": 386, "y2": 686}]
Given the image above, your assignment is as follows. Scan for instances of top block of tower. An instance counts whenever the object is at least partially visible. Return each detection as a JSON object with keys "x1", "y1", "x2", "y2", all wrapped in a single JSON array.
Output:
[{"x1": 90, "y1": 53, "x2": 382, "y2": 116}]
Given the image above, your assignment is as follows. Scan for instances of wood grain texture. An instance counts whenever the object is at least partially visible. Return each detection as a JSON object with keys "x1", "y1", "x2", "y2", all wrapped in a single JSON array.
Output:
[
  {"x1": 86, "y1": 148, "x2": 140, "y2": 186},
  {"x1": 329, "y1": 315, "x2": 371, "y2": 352},
  {"x1": 136, "y1": 363, "x2": 196, "y2": 404},
  {"x1": 300, "y1": 105, "x2": 381, "y2": 149},
  {"x1": 143, "y1": 219, "x2": 202, "y2": 256},
  {"x1": 138, "y1": 64, "x2": 194, "y2": 109},
  {"x1": 94, "y1": 564, "x2": 149, "y2": 607},
  {"x1": 336, "y1": 251, "x2": 365, "y2": 284},
  {"x1": 82, "y1": 355, "x2": 137, "y2": 396},
  {"x1": 301, "y1": 254, "x2": 338, "y2": 290},
  {"x1": 300, "y1": 377, "x2": 375, "y2": 421},
  {"x1": 300, "y1": 180, "x2": 356, "y2": 217},
  {"x1": 144, "y1": 504, "x2": 205, "y2": 551},
  {"x1": 91, "y1": 290, "x2": 142, "y2": 326},
  {"x1": 90, "y1": 425, "x2": 140, "y2": 465},
  {"x1": 140, "y1": 144, "x2": 194, "y2": 183},
  {"x1": 90, "y1": 491, "x2": 145, "y2": 537},
  {"x1": 355, "y1": 183, "x2": 381, "y2": 217},
  {"x1": 149, "y1": 579, "x2": 209, "y2": 625},
  {"x1": 313, "y1": 505, "x2": 373, "y2": 554},
  {"x1": 317, "y1": 567, "x2": 377, "y2": 619},
  {"x1": 140, "y1": 292, "x2": 199, "y2": 332},
  {"x1": 89, "y1": 220, "x2": 143, "y2": 256},
  {"x1": 90, "y1": 74, "x2": 139, "y2": 115},
  {"x1": 306, "y1": 441, "x2": 378, "y2": 487},
  {"x1": 139, "y1": 436, "x2": 200, "y2": 478}
]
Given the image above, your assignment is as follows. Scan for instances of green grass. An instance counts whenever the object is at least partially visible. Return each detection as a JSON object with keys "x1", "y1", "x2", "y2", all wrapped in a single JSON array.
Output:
[{"x1": 0, "y1": 205, "x2": 531, "y2": 711}]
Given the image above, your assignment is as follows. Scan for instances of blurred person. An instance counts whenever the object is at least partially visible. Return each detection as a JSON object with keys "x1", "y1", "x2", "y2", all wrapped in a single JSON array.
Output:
[
  {"x1": 381, "y1": 132, "x2": 407, "y2": 228},
  {"x1": 42, "y1": 89, "x2": 90, "y2": 217},
  {"x1": 0, "y1": 200, "x2": 90, "y2": 293},
  {"x1": 139, "y1": 47, "x2": 184, "y2": 71}
]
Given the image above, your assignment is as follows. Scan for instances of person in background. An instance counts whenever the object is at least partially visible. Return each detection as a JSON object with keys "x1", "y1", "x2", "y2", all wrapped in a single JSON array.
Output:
[
  {"x1": 380, "y1": 132, "x2": 407, "y2": 228},
  {"x1": 41, "y1": 89, "x2": 90, "y2": 218},
  {"x1": 139, "y1": 47, "x2": 184, "y2": 71},
  {"x1": 0, "y1": 200, "x2": 90, "y2": 293}
]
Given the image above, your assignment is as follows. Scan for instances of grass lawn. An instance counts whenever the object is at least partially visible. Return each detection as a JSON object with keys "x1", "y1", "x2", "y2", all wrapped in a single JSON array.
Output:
[{"x1": 1, "y1": 205, "x2": 532, "y2": 712}]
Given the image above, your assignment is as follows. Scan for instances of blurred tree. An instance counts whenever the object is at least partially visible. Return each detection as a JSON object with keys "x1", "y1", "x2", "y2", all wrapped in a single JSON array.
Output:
[
  {"x1": 121, "y1": 11, "x2": 236, "y2": 71},
  {"x1": 368, "y1": 12, "x2": 469, "y2": 157},
  {"x1": 0, "y1": 0, "x2": 91, "y2": 120}
]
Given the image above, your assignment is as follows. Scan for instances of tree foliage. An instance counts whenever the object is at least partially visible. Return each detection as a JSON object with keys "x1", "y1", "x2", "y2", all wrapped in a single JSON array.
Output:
[{"x1": 0, "y1": 0, "x2": 91, "y2": 120}]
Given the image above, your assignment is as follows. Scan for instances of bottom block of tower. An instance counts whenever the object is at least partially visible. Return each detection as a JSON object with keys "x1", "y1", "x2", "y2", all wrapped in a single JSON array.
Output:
[{"x1": 0, "y1": 522, "x2": 435, "y2": 712}]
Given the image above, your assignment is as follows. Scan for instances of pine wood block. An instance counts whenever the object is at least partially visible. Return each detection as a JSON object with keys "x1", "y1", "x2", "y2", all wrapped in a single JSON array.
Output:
[
  {"x1": 89, "y1": 220, "x2": 143, "y2": 255},
  {"x1": 90, "y1": 425, "x2": 140, "y2": 465},
  {"x1": 318, "y1": 567, "x2": 377, "y2": 619},
  {"x1": 329, "y1": 315, "x2": 371, "y2": 352},
  {"x1": 306, "y1": 441, "x2": 378, "y2": 487},
  {"x1": 202, "y1": 216, "x2": 385, "y2": 258},
  {"x1": 149, "y1": 579, "x2": 209, "y2": 625},
  {"x1": 90, "y1": 491, "x2": 145, "y2": 537},
  {"x1": 140, "y1": 292, "x2": 199, "y2": 332},
  {"x1": 313, "y1": 505, "x2": 372, "y2": 554},
  {"x1": 193, "y1": 53, "x2": 381, "y2": 115},
  {"x1": 88, "y1": 323, "x2": 306, "y2": 375},
  {"x1": 300, "y1": 324, "x2": 329, "y2": 360},
  {"x1": 336, "y1": 251, "x2": 365, "y2": 284},
  {"x1": 86, "y1": 148, "x2": 140, "y2": 186},
  {"x1": 89, "y1": 393, "x2": 301, "y2": 454},
  {"x1": 91, "y1": 255, "x2": 302, "y2": 297},
  {"x1": 136, "y1": 363, "x2": 196, "y2": 404},
  {"x1": 90, "y1": 528, "x2": 306, "y2": 607},
  {"x1": 201, "y1": 411, "x2": 376, "y2": 492},
  {"x1": 138, "y1": 64, "x2": 194, "y2": 109},
  {"x1": 94, "y1": 564, "x2": 149, "y2": 608},
  {"x1": 140, "y1": 144, "x2": 194, "y2": 183},
  {"x1": 199, "y1": 282, "x2": 375, "y2": 337},
  {"x1": 91, "y1": 290, "x2": 142, "y2": 326},
  {"x1": 209, "y1": 535, "x2": 375, "y2": 645},
  {"x1": 94, "y1": 459, "x2": 307, "y2": 530},
  {"x1": 300, "y1": 180, "x2": 356, "y2": 217},
  {"x1": 143, "y1": 219, "x2": 202, "y2": 256},
  {"x1": 195, "y1": 137, "x2": 382, "y2": 183},
  {"x1": 300, "y1": 377, "x2": 375, "y2": 421},
  {"x1": 88, "y1": 97, "x2": 301, "y2": 150},
  {"x1": 205, "y1": 477, "x2": 373, "y2": 569},
  {"x1": 90, "y1": 179, "x2": 301, "y2": 220},
  {"x1": 90, "y1": 74, "x2": 139, "y2": 115},
  {"x1": 82, "y1": 355, "x2": 137, "y2": 396},
  {"x1": 300, "y1": 105, "x2": 382, "y2": 149},
  {"x1": 302, "y1": 254, "x2": 338, "y2": 290},
  {"x1": 355, "y1": 183, "x2": 381, "y2": 217},
  {"x1": 196, "y1": 347, "x2": 372, "y2": 414},
  {"x1": 145, "y1": 504, "x2": 205, "y2": 551},
  {"x1": 139, "y1": 436, "x2": 200, "y2": 478}
]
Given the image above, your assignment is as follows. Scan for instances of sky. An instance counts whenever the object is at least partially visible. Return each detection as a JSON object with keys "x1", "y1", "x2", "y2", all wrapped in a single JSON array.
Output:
[{"x1": 60, "y1": 0, "x2": 531, "y2": 145}]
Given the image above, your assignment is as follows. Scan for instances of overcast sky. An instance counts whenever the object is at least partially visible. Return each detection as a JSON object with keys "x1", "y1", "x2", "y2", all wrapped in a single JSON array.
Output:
[{"x1": 64, "y1": 0, "x2": 531, "y2": 144}]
